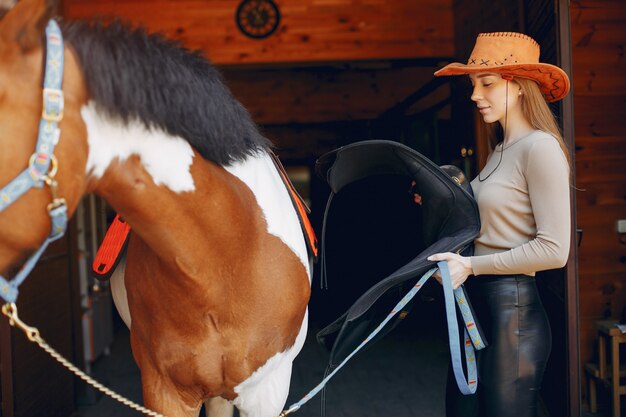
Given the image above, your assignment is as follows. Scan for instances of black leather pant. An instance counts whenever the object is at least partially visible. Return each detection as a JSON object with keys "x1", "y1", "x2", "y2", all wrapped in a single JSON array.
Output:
[{"x1": 445, "y1": 274, "x2": 552, "y2": 417}]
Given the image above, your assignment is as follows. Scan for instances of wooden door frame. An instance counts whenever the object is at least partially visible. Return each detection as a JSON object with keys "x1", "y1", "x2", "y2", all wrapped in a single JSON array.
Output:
[{"x1": 557, "y1": 0, "x2": 581, "y2": 415}]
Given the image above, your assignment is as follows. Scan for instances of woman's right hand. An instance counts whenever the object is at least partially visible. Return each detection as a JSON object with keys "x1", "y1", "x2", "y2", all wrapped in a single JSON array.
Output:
[{"x1": 427, "y1": 252, "x2": 473, "y2": 289}]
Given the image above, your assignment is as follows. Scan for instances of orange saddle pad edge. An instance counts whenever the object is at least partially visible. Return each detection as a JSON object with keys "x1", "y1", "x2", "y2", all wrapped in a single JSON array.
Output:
[
  {"x1": 270, "y1": 152, "x2": 319, "y2": 260},
  {"x1": 92, "y1": 214, "x2": 131, "y2": 281}
]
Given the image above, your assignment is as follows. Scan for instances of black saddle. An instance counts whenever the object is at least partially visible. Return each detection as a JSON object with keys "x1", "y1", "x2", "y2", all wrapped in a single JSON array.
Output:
[{"x1": 315, "y1": 140, "x2": 482, "y2": 366}]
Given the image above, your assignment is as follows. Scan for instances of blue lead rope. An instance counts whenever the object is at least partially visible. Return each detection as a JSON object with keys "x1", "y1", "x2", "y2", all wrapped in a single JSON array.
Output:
[
  {"x1": 278, "y1": 261, "x2": 486, "y2": 416},
  {"x1": 0, "y1": 20, "x2": 67, "y2": 304}
]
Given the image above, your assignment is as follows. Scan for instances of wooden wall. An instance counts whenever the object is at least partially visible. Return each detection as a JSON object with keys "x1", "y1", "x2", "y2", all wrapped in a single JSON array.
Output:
[
  {"x1": 223, "y1": 65, "x2": 448, "y2": 125},
  {"x1": 62, "y1": 0, "x2": 453, "y2": 161},
  {"x1": 571, "y1": 0, "x2": 626, "y2": 388},
  {"x1": 63, "y1": 0, "x2": 453, "y2": 65},
  {"x1": 222, "y1": 65, "x2": 450, "y2": 161}
]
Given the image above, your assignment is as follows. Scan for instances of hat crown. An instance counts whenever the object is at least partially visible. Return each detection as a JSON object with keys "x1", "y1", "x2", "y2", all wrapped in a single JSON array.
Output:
[{"x1": 467, "y1": 32, "x2": 540, "y2": 67}]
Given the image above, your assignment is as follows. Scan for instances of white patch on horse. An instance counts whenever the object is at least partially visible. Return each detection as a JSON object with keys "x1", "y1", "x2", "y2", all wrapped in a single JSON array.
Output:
[
  {"x1": 224, "y1": 152, "x2": 310, "y2": 276},
  {"x1": 232, "y1": 310, "x2": 308, "y2": 417},
  {"x1": 81, "y1": 102, "x2": 195, "y2": 193}
]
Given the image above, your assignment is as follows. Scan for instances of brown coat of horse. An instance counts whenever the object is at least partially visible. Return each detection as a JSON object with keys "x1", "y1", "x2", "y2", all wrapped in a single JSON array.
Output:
[{"x1": 0, "y1": 1, "x2": 311, "y2": 416}]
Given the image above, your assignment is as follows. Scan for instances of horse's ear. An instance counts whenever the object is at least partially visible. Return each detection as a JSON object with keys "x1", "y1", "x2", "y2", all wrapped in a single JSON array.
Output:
[
  {"x1": 0, "y1": 0, "x2": 57, "y2": 53},
  {"x1": 0, "y1": 1, "x2": 17, "y2": 21}
]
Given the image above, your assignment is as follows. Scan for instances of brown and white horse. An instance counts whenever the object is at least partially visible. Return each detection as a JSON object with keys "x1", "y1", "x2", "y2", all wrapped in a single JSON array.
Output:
[{"x1": 0, "y1": 1, "x2": 311, "y2": 416}]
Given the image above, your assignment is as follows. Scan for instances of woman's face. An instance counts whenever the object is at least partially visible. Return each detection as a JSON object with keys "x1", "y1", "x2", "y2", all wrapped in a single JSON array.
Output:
[{"x1": 469, "y1": 72, "x2": 521, "y2": 124}]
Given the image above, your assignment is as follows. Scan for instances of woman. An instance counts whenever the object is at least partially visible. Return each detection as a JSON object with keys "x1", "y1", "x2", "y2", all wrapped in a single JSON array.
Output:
[{"x1": 427, "y1": 32, "x2": 572, "y2": 417}]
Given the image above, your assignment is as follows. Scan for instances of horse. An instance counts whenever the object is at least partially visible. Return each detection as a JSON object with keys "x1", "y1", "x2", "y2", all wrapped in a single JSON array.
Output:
[{"x1": 0, "y1": 1, "x2": 312, "y2": 416}]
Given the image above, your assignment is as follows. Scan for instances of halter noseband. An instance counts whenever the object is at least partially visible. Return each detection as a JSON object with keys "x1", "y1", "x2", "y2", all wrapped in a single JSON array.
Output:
[{"x1": 0, "y1": 20, "x2": 68, "y2": 303}]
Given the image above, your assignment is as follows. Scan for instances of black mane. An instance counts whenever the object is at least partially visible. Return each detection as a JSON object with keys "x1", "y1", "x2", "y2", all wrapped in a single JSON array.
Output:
[{"x1": 62, "y1": 20, "x2": 270, "y2": 166}]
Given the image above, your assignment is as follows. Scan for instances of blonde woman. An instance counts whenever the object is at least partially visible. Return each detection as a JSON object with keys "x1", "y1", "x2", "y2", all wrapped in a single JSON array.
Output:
[{"x1": 428, "y1": 32, "x2": 571, "y2": 417}]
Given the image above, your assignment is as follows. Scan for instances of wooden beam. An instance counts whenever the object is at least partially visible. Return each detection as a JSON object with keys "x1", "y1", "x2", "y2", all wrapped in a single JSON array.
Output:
[
  {"x1": 223, "y1": 65, "x2": 443, "y2": 125},
  {"x1": 63, "y1": 0, "x2": 454, "y2": 65}
]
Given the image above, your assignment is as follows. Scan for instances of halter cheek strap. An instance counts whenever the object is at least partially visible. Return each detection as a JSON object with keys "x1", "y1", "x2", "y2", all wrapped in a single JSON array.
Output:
[{"x1": 0, "y1": 20, "x2": 68, "y2": 304}]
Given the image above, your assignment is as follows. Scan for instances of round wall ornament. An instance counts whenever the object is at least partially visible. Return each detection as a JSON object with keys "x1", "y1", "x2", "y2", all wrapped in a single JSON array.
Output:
[{"x1": 235, "y1": 0, "x2": 281, "y2": 39}]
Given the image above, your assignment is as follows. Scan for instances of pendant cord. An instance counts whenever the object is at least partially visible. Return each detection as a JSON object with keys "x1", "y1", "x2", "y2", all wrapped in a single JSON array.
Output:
[{"x1": 478, "y1": 80, "x2": 508, "y2": 182}]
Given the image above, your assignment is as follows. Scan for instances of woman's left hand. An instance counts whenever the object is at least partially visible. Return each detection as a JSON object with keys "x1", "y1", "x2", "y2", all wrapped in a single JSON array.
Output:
[{"x1": 427, "y1": 252, "x2": 473, "y2": 289}]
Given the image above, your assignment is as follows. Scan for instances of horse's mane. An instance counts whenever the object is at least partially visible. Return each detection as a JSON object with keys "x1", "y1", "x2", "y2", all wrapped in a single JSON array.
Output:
[{"x1": 62, "y1": 20, "x2": 271, "y2": 166}]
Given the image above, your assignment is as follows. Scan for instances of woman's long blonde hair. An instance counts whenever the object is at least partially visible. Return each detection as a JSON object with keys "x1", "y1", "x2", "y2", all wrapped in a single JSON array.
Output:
[{"x1": 483, "y1": 77, "x2": 571, "y2": 167}]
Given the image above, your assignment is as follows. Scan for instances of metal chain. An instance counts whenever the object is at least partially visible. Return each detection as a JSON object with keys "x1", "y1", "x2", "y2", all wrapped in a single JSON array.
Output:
[{"x1": 2, "y1": 303, "x2": 169, "y2": 417}]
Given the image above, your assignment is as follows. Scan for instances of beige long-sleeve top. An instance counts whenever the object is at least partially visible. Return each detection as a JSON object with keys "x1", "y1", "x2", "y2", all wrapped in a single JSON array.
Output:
[{"x1": 470, "y1": 130, "x2": 571, "y2": 276}]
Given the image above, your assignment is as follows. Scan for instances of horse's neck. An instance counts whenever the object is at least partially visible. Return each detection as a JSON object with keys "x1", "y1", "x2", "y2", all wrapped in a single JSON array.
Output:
[
  {"x1": 83, "y1": 104, "x2": 253, "y2": 267},
  {"x1": 82, "y1": 103, "x2": 308, "y2": 279}
]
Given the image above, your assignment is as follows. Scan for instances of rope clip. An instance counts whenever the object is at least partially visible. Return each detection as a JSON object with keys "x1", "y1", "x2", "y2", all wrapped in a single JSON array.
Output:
[
  {"x1": 2, "y1": 303, "x2": 41, "y2": 341},
  {"x1": 43, "y1": 173, "x2": 67, "y2": 211}
]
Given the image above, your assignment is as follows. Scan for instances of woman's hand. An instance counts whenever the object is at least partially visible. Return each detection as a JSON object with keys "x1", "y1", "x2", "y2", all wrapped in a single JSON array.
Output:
[{"x1": 427, "y1": 252, "x2": 473, "y2": 289}]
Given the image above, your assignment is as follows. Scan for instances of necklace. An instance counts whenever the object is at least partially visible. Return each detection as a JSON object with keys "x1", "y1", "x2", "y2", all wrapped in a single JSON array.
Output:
[
  {"x1": 478, "y1": 142, "x2": 503, "y2": 182},
  {"x1": 478, "y1": 130, "x2": 535, "y2": 182}
]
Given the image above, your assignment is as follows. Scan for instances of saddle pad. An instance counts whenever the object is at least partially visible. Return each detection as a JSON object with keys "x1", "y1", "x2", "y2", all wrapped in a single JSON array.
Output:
[{"x1": 270, "y1": 152, "x2": 318, "y2": 259}]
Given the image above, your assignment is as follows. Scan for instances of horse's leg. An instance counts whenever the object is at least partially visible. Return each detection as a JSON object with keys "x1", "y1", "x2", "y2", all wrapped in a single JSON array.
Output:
[
  {"x1": 204, "y1": 397, "x2": 234, "y2": 417},
  {"x1": 233, "y1": 310, "x2": 309, "y2": 417},
  {"x1": 233, "y1": 360, "x2": 294, "y2": 417},
  {"x1": 139, "y1": 365, "x2": 202, "y2": 417}
]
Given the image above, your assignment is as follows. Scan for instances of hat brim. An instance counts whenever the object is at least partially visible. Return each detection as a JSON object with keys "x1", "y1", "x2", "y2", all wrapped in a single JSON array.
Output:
[{"x1": 434, "y1": 62, "x2": 570, "y2": 102}]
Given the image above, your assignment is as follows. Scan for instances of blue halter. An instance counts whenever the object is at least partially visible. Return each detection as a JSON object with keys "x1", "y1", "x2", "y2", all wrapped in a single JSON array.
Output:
[{"x1": 0, "y1": 20, "x2": 68, "y2": 304}]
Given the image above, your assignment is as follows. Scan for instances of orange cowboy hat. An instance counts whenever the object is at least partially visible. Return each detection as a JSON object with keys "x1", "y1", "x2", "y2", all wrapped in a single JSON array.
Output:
[{"x1": 434, "y1": 32, "x2": 570, "y2": 102}]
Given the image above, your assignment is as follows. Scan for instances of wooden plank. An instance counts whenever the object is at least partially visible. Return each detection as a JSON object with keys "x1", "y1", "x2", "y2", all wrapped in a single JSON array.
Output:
[
  {"x1": 576, "y1": 132, "x2": 626, "y2": 153},
  {"x1": 571, "y1": 23, "x2": 626, "y2": 48},
  {"x1": 224, "y1": 66, "x2": 446, "y2": 124},
  {"x1": 572, "y1": 0, "x2": 626, "y2": 375},
  {"x1": 573, "y1": 67, "x2": 626, "y2": 95},
  {"x1": 572, "y1": 45, "x2": 626, "y2": 69},
  {"x1": 575, "y1": 136, "x2": 626, "y2": 159},
  {"x1": 570, "y1": 1, "x2": 626, "y2": 25},
  {"x1": 576, "y1": 159, "x2": 626, "y2": 182},
  {"x1": 577, "y1": 239, "x2": 625, "y2": 275},
  {"x1": 578, "y1": 251, "x2": 626, "y2": 275},
  {"x1": 63, "y1": 0, "x2": 454, "y2": 65},
  {"x1": 574, "y1": 96, "x2": 626, "y2": 138},
  {"x1": 576, "y1": 205, "x2": 626, "y2": 227}
]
